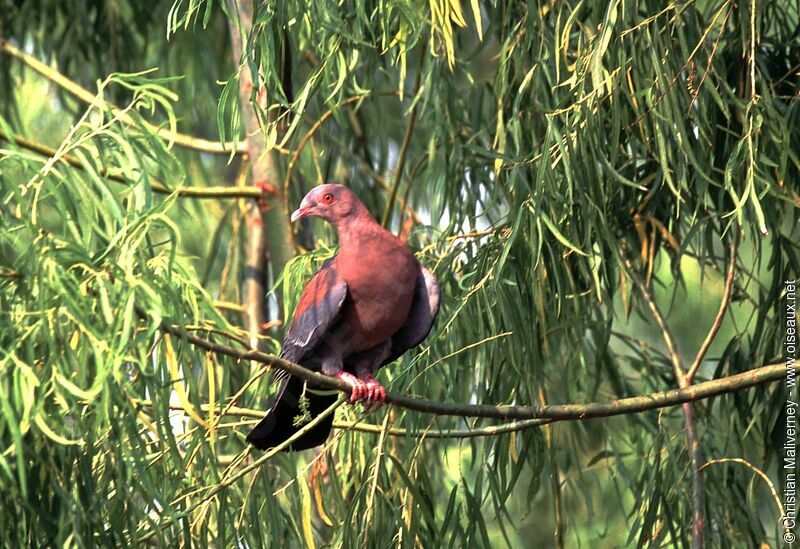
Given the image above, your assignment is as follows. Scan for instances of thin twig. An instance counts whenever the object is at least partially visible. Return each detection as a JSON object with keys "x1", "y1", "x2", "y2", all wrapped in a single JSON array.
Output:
[
  {"x1": 135, "y1": 396, "x2": 346, "y2": 542},
  {"x1": 620, "y1": 250, "x2": 686, "y2": 383},
  {"x1": 382, "y1": 46, "x2": 424, "y2": 228},
  {"x1": 0, "y1": 38, "x2": 248, "y2": 156},
  {"x1": 700, "y1": 458, "x2": 786, "y2": 520},
  {"x1": 214, "y1": 300, "x2": 246, "y2": 313},
  {"x1": 686, "y1": 3, "x2": 733, "y2": 115},
  {"x1": 623, "y1": 0, "x2": 733, "y2": 131},
  {"x1": 620, "y1": 246, "x2": 705, "y2": 548},
  {"x1": 0, "y1": 131, "x2": 263, "y2": 198},
  {"x1": 686, "y1": 234, "x2": 739, "y2": 382}
]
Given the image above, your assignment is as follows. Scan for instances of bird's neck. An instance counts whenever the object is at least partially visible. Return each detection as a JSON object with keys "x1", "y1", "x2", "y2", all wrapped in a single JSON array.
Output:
[{"x1": 334, "y1": 209, "x2": 391, "y2": 254}]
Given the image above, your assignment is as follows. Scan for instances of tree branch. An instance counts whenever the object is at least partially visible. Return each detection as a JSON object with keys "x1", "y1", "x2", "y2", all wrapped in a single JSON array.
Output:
[
  {"x1": 0, "y1": 38, "x2": 248, "y2": 156},
  {"x1": 157, "y1": 316, "x2": 783, "y2": 422},
  {"x1": 381, "y1": 48, "x2": 423, "y2": 228},
  {"x1": 620, "y1": 247, "x2": 705, "y2": 548},
  {"x1": 686, "y1": 234, "x2": 739, "y2": 382},
  {"x1": 150, "y1": 358, "x2": 783, "y2": 435},
  {"x1": 148, "y1": 401, "x2": 547, "y2": 438},
  {"x1": 135, "y1": 396, "x2": 346, "y2": 542},
  {"x1": 0, "y1": 130, "x2": 263, "y2": 199}
]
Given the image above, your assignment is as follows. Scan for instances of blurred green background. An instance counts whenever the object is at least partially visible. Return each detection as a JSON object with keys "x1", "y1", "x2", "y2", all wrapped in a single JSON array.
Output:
[{"x1": 0, "y1": 0, "x2": 797, "y2": 546}]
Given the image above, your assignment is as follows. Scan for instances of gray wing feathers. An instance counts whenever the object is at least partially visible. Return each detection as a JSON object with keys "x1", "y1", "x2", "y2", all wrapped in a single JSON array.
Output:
[
  {"x1": 382, "y1": 266, "x2": 441, "y2": 365},
  {"x1": 276, "y1": 259, "x2": 348, "y2": 379}
]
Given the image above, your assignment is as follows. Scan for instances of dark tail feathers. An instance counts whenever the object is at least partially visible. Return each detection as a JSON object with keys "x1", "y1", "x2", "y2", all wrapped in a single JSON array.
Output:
[{"x1": 246, "y1": 376, "x2": 337, "y2": 451}]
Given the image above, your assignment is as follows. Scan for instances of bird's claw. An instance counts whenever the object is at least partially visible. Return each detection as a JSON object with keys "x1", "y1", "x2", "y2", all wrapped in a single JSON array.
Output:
[
  {"x1": 334, "y1": 371, "x2": 367, "y2": 403},
  {"x1": 334, "y1": 371, "x2": 386, "y2": 412},
  {"x1": 361, "y1": 374, "x2": 386, "y2": 413}
]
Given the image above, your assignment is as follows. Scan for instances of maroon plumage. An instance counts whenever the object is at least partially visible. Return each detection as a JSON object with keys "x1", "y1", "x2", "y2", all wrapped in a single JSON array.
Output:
[{"x1": 247, "y1": 184, "x2": 440, "y2": 451}]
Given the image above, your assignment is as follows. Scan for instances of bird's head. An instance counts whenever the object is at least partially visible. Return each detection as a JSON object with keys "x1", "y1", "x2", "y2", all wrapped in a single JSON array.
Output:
[{"x1": 290, "y1": 184, "x2": 367, "y2": 225}]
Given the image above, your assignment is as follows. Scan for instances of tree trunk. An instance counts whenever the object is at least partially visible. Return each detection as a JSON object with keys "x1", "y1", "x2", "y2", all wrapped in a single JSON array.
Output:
[{"x1": 226, "y1": 0, "x2": 294, "y2": 348}]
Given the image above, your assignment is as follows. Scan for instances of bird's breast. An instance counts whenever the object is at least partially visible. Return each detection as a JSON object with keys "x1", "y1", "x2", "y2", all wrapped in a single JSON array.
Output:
[{"x1": 336, "y1": 245, "x2": 419, "y2": 353}]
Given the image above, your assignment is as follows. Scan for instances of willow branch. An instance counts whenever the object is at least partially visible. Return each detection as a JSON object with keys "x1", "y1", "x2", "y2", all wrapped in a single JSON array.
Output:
[
  {"x1": 538, "y1": 386, "x2": 565, "y2": 548},
  {"x1": 382, "y1": 47, "x2": 424, "y2": 228},
  {"x1": 620, "y1": 247, "x2": 705, "y2": 548},
  {"x1": 0, "y1": 131, "x2": 263, "y2": 199},
  {"x1": 700, "y1": 458, "x2": 786, "y2": 521},
  {"x1": 320, "y1": 128, "x2": 423, "y2": 224},
  {"x1": 136, "y1": 396, "x2": 346, "y2": 542},
  {"x1": 681, "y1": 400, "x2": 704, "y2": 548},
  {"x1": 335, "y1": 418, "x2": 549, "y2": 437},
  {"x1": 152, "y1": 358, "x2": 782, "y2": 440},
  {"x1": 0, "y1": 38, "x2": 246, "y2": 156},
  {"x1": 156, "y1": 400, "x2": 549, "y2": 438},
  {"x1": 214, "y1": 300, "x2": 246, "y2": 313},
  {"x1": 620, "y1": 250, "x2": 687, "y2": 383},
  {"x1": 157, "y1": 314, "x2": 783, "y2": 420},
  {"x1": 686, "y1": 234, "x2": 739, "y2": 382}
]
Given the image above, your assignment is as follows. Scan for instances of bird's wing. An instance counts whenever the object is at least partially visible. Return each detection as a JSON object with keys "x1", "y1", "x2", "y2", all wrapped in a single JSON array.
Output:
[
  {"x1": 382, "y1": 266, "x2": 441, "y2": 366},
  {"x1": 278, "y1": 258, "x2": 348, "y2": 370}
]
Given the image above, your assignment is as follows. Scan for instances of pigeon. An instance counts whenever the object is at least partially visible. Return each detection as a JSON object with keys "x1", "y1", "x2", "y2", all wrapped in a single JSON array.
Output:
[{"x1": 247, "y1": 184, "x2": 440, "y2": 450}]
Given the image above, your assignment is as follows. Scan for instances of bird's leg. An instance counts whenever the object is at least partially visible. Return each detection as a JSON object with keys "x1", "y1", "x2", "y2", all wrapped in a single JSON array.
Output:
[
  {"x1": 318, "y1": 347, "x2": 365, "y2": 403},
  {"x1": 358, "y1": 373, "x2": 386, "y2": 413},
  {"x1": 352, "y1": 342, "x2": 390, "y2": 412},
  {"x1": 333, "y1": 371, "x2": 368, "y2": 403}
]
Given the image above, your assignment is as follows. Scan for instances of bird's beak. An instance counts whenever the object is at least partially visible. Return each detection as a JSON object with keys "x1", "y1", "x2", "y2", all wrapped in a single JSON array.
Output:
[
  {"x1": 291, "y1": 195, "x2": 317, "y2": 222},
  {"x1": 290, "y1": 207, "x2": 310, "y2": 223}
]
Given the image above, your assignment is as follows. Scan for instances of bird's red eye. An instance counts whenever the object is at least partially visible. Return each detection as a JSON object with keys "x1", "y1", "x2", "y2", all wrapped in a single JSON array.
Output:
[{"x1": 322, "y1": 193, "x2": 335, "y2": 204}]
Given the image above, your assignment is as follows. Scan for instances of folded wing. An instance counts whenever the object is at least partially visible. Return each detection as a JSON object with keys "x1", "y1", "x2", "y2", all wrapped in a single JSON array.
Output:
[
  {"x1": 280, "y1": 258, "x2": 348, "y2": 366},
  {"x1": 247, "y1": 258, "x2": 348, "y2": 450},
  {"x1": 382, "y1": 266, "x2": 441, "y2": 366}
]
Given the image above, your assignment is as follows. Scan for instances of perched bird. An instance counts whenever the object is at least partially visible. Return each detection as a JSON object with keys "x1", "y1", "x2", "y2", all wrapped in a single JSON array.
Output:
[{"x1": 247, "y1": 184, "x2": 440, "y2": 451}]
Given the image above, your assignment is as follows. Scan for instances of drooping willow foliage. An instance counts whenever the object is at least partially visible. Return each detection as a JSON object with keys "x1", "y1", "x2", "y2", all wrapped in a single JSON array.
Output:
[{"x1": 0, "y1": 0, "x2": 797, "y2": 546}]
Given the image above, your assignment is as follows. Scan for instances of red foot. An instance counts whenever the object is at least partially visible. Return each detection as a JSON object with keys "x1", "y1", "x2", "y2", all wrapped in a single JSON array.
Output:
[
  {"x1": 334, "y1": 372, "x2": 386, "y2": 412},
  {"x1": 361, "y1": 374, "x2": 386, "y2": 413},
  {"x1": 335, "y1": 371, "x2": 367, "y2": 403}
]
